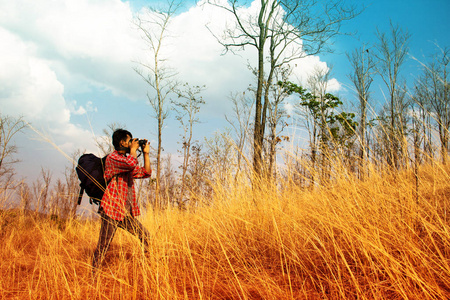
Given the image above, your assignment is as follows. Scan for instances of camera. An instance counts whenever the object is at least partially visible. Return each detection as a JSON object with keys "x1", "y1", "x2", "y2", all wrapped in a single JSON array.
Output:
[{"x1": 137, "y1": 139, "x2": 147, "y2": 147}]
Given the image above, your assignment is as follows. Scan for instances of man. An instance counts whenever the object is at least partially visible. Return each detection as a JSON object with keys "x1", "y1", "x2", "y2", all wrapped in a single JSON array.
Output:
[{"x1": 92, "y1": 128, "x2": 152, "y2": 273}]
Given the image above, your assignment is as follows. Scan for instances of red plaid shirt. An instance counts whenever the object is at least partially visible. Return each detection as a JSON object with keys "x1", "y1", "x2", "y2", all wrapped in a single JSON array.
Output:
[{"x1": 101, "y1": 150, "x2": 151, "y2": 221}]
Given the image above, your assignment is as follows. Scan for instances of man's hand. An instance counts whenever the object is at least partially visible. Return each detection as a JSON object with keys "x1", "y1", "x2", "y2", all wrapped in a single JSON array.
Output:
[
  {"x1": 142, "y1": 139, "x2": 151, "y2": 174},
  {"x1": 142, "y1": 140, "x2": 150, "y2": 154},
  {"x1": 130, "y1": 138, "x2": 140, "y2": 151}
]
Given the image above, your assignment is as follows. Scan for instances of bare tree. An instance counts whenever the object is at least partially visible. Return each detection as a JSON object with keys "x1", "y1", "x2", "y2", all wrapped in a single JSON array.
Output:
[
  {"x1": 172, "y1": 83, "x2": 205, "y2": 205},
  {"x1": 426, "y1": 47, "x2": 449, "y2": 164},
  {"x1": 49, "y1": 179, "x2": 65, "y2": 218},
  {"x1": 32, "y1": 167, "x2": 52, "y2": 214},
  {"x1": 204, "y1": 130, "x2": 235, "y2": 188},
  {"x1": 0, "y1": 174, "x2": 17, "y2": 209},
  {"x1": 159, "y1": 154, "x2": 177, "y2": 208},
  {"x1": 267, "y1": 66, "x2": 291, "y2": 179},
  {"x1": 347, "y1": 45, "x2": 376, "y2": 171},
  {"x1": 64, "y1": 151, "x2": 81, "y2": 219},
  {"x1": 0, "y1": 115, "x2": 26, "y2": 183},
  {"x1": 207, "y1": 0, "x2": 358, "y2": 178},
  {"x1": 409, "y1": 98, "x2": 422, "y2": 203},
  {"x1": 19, "y1": 180, "x2": 31, "y2": 213},
  {"x1": 134, "y1": 0, "x2": 182, "y2": 209},
  {"x1": 224, "y1": 92, "x2": 254, "y2": 181},
  {"x1": 94, "y1": 122, "x2": 125, "y2": 156},
  {"x1": 374, "y1": 21, "x2": 411, "y2": 168},
  {"x1": 185, "y1": 143, "x2": 212, "y2": 207},
  {"x1": 413, "y1": 65, "x2": 436, "y2": 162},
  {"x1": 47, "y1": 151, "x2": 81, "y2": 219}
]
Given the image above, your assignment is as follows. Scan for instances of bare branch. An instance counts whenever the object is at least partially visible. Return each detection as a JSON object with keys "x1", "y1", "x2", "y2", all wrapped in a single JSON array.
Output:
[{"x1": 0, "y1": 115, "x2": 27, "y2": 181}]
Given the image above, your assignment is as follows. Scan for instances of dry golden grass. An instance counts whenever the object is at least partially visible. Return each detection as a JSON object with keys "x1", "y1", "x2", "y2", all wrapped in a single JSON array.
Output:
[{"x1": 1, "y1": 161, "x2": 449, "y2": 299}]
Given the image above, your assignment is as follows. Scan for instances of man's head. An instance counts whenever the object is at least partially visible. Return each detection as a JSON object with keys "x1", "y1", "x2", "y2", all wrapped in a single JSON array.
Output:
[{"x1": 112, "y1": 129, "x2": 132, "y2": 150}]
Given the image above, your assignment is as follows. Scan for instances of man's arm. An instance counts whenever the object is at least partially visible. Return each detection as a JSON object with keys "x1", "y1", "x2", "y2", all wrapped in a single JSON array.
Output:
[
  {"x1": 142, "y1": 141, "x2": 151, "y2": 174},
  {"x1": 105, "y1": 152, "x2": 139, "y2": 180}
]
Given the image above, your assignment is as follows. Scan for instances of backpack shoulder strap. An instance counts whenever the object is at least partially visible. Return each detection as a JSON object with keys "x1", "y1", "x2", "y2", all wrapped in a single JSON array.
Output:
[{"x1": 77, "y1": 186, "x2": 84, "y2": 205}]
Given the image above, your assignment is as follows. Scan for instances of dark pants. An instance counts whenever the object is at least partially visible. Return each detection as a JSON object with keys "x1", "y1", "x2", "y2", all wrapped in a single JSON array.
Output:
[{"x1": 92, "y1": 211, "x2": 151, "y2": 271}]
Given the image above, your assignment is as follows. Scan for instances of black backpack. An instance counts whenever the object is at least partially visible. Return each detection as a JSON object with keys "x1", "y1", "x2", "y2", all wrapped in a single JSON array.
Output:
[{"x1": 76, "y1": 153, "x2": 108, "y2": 206}]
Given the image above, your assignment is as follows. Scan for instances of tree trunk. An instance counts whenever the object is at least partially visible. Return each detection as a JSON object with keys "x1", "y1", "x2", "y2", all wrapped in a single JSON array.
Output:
[{"x1": 252, "y1": 7, "x2": 267, "y2": 179}]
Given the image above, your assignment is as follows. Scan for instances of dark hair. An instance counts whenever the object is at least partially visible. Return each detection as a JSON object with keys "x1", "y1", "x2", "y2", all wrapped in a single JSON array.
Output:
[{"x1": 112, "y1": 129, "x2": 132, "y2": 150}]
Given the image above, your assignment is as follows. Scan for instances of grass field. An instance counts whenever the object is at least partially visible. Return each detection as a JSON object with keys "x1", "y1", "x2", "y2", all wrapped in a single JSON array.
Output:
[{"x1": 1, "y1": 160, "x2": 449, "y2": 299}]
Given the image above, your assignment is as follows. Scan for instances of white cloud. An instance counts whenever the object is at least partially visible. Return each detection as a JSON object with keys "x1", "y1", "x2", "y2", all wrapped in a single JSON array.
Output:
[
  {"x1": 0, "y1": 0, "x2": 145, "y2": 100},
  {"x1": 0, "y1": 0, "x2": 138, "y2": 60},
  {"x1": 326, "y1": 78, "x2": 342, "y2": 93},
  {"x1": 67, "y1": 100, "x2": 97, "y2": 116},
  {"x1": 68, "y1": 100, "x2": 87, "y2": 115},
  {"x1": 0, "y1": 28, "x2": 67, "y2": 123}
]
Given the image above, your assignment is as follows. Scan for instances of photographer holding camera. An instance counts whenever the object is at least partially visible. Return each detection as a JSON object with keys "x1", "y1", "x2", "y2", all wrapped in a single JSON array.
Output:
[{"x1": 92, "y1": 128, "x2": 152, "y2": 274}]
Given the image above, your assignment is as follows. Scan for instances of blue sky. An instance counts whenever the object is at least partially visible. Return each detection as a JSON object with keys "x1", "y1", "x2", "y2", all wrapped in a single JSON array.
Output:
[
  {"x1": 325, "y1": 0, "x2": 449, "y2": 90},
  {"x1": 0, "y1": 0, "x2": 449, "y2": 187}
]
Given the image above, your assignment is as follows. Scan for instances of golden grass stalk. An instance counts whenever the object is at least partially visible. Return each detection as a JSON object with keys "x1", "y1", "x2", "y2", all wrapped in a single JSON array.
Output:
[{"x1": 1, "y1": 158, "x2": 449, "y2": 299}]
